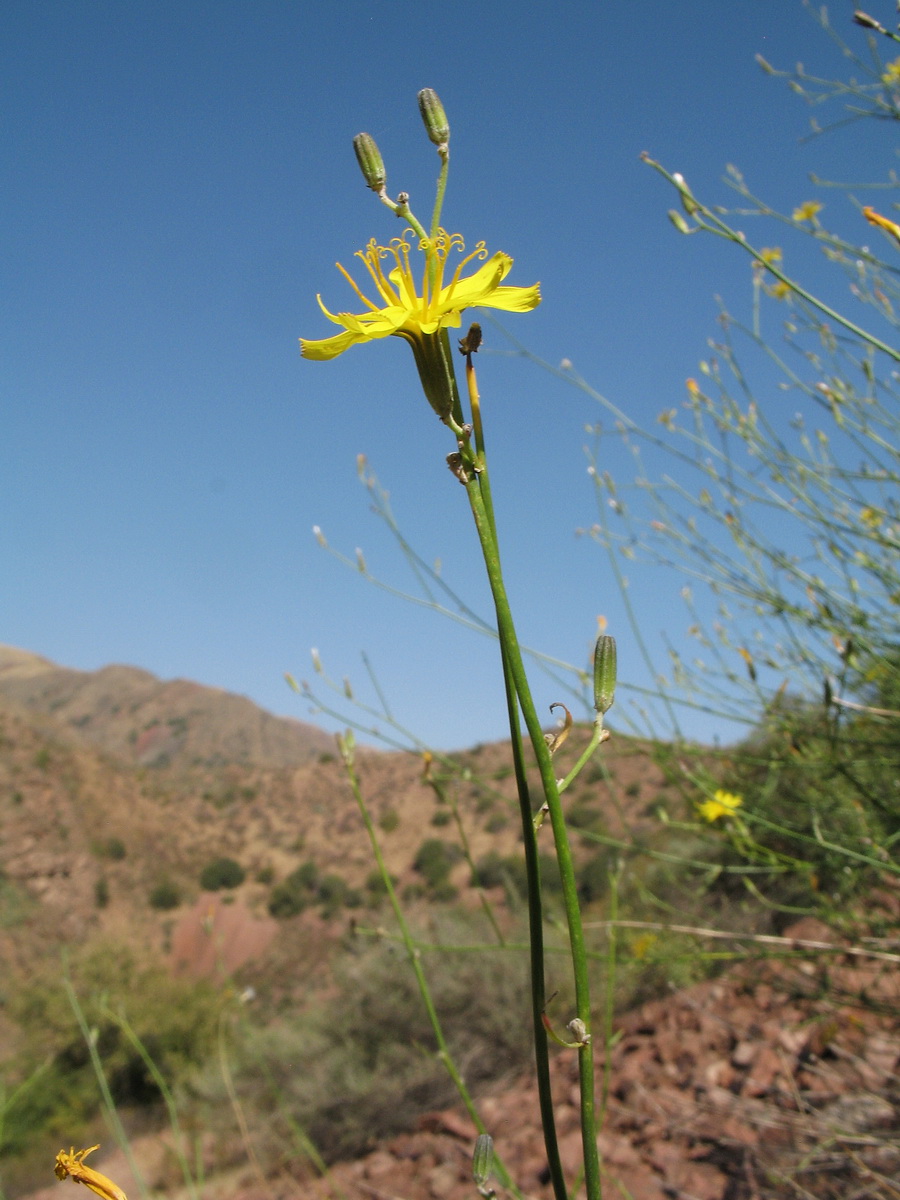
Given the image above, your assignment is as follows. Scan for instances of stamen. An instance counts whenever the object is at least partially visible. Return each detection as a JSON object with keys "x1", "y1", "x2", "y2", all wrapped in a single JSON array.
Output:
[
  {"x1": 335, "y1": 261, "x2": 381, "y2": 312},
  {"x1": 357, "y1": 241, "x2": 401, "y2": 307},
  {"x1": 443, "y1": 242, "x2": 491, "y2": 303}
]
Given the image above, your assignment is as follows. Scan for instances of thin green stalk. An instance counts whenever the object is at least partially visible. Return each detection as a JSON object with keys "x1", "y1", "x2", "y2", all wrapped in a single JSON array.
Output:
[
  {"x1": 217, "y1": 1011, "x2": 275, "y2": 1200},
  {"x1": 101, "y1": 1007, "x2": 201, "y2": 1200},
  {"x1": 599, "y1": 873, "x2": 619, "y2": 1124},
  {"x1": 430, "y1": 149, "x2": 450, "y2": 239},
  {"x1": 558, "y1": 714, "x2": 606, "y2": 793},
  {"x1": 61, "y1": 972, "x2": 150, "y2": 1200},
  {"x1": 464, "y1": 473, "x2": 602, "y2": 1200},
  {"x1": 460, "y1": 350, "x2": 567, "y2": 1200},
  {"x1": 337, "y1": 732, "x2": 525, "y2": 1200}
]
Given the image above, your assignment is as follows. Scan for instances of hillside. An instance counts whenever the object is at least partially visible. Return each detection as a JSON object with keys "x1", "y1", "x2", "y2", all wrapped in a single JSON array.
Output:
[
  {"x1": 0, "y1": 646, "x2": 332, "y2": 769},
  {"x1": 0, "y1": 644, "x2": 668, "y2": 997}
]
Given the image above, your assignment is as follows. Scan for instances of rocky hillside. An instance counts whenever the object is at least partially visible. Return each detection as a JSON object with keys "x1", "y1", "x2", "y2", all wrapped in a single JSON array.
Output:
[{"x1": 0, "y1": 645, "x2": 332, "y2": 768}]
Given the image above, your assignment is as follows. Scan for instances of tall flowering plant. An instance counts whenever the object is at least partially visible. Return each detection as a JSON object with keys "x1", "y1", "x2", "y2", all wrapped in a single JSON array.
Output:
[{"x1": 300, "y1": 90, "x2": 615, "y2": 1200}]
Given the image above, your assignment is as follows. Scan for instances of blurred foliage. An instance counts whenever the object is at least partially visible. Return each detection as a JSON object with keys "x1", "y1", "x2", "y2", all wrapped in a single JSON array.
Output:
[
  {"x1": 199, "y1": 856, "x2": 246, "y2": 891},
  {"x1": 1, "y1": 940, "x2": 222, "y2": 1157}
]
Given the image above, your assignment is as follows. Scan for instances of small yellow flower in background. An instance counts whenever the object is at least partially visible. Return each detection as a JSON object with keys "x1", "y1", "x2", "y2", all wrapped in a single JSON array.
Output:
[
  {"x1": 863, "y1": 206, "x2": 900, "y2": 246},
  {"x1": 859, "y1": 506, "x2": 884, "y2": 529},
  {"x1": 698, "y1": 789, "x2": 743, "y2": 823},
  {"x1": 882, "y1": 57, "x2": 900, "y2": 87},
  {"x1": 758, "y1": 246, "x2": 782, "y2": 266},
  {"x1": 792, "y1": 200, "x2": 822, "y2": 223},
  {"x1": 300, "y1": 228, "x2": 540, "y2": 362},
  {"x1": 768, "y1": 281, "x2": 791, "y2": 300},
  {"x1": 631, "y1": 932, "x2": 657, "y2": 961},
  {"x1": 54, "y1": 1147, "x2": 127, "y2": 1200}
]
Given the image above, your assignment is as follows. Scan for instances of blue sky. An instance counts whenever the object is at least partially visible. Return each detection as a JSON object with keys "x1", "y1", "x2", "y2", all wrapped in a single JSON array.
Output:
[{"x1": 3, "y1": 1, "x2": 888, "y2": 750}]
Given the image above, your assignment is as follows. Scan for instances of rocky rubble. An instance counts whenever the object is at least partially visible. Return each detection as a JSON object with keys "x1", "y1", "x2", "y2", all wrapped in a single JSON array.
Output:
[
  {"x1": 37, "y1": 922, "x2": 899, "y2": 1200},
  {"x1": 294, "y1": 919, "x2": 900, "y2": 1200}
]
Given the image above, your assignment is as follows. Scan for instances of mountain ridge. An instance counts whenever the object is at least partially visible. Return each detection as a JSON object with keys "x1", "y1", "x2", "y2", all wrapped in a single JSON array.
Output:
[{"x1": 0, "y1": 645, "x2": 332, "y2": 769}]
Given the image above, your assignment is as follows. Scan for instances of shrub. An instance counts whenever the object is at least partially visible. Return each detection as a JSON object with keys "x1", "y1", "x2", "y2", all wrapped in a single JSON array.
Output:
[
  {"x1": 412, "y1": 839, "x2": 462, "y2": 889},
  {"x1": 5, "y1": 940, "x2": 222, "y2": 1157},
  {"x1": 91, "y1": 837, "x2": 126, "y2": 861},
  {"x1": 378, "y1": 808, "x2": 400, "y2": 833},
  {"x1": 148, "y1": 878, "x2": 181, "y2": 910},
  {"x1": 268, "y1": 861, "x2": 320, "y2": 918},
  {"x1": 199, "y1": 857, "x2": 246, "y2": 891},
  {"x1": 215, "y1": 914, "x2": 533, "y2": 1165}
]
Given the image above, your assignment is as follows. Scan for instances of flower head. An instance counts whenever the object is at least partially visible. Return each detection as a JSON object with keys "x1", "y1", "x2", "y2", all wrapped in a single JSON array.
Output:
[
  {"x1": 698, "y1": 789, "x2": 743, "y2": 823},
  {"x1": 55, "y1": 1147, "x2": 127, "y2": 1200},
  {"x1": 792, "y1": 201, "x2": 822, "y2": 223},
  {"x1": 300, "y1": 229, "x2": 540, "y2": 363}
]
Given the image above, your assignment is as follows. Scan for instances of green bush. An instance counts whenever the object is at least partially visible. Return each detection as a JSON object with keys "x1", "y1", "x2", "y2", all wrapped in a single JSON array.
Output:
[
  {"x1": 91, "y1": 837, "x2": 126, "y2": 861},
  {"x1": 268, "y1": 861, "x2": 320, "y2": 918},
  {"x1": 317, "y1": 873, "x2": 351, "y2": 917},
  {"x1": 148, "y1": 878, "x2": 181, "y2": 910},
  {"x1": 4, "y1": 941, "x2": 222, "y2": 1158},
  {"x1": 412, "y1": 839, "x2": 462, "y2": 889},
  {"x1": 199, "y1": 857, "x2": 246, "y2": 891},
  {"x1": 211, "y1": 914, "x2": 533, "y2": 1165},
  {"x1": 712, "y1": 689, "x2": 900, "y2": 905},
  {"x1": 378, "y1": 808, "x2": 400, "y2": 833}
]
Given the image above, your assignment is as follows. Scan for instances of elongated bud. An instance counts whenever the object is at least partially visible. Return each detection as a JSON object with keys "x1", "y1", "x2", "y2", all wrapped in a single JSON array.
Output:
[
  {"x1": 353, "y1": 133, "x2": 386, "y2": 192},
  {"x1": 667, "y1": 210, "x2": 692, "y2": 235},
  {"x1": 593, "y1": 634, "x2": 617, "y2": 714},
  {"x1": 417, "y1": 88, "x2": 450, "y2": 147},
  {"x1": 853, "y1": 11, "x2": 885, "y2": 31},
  {"x1": 472, "y1": 1134, "x2": 494, "y2": 1191}
]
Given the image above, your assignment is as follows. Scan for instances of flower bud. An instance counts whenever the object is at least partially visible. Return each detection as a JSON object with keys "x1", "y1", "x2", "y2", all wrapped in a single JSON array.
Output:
[
  {"x1": 472, "y1": 1135, "x2": 494, "y2": 1190},
  {"x1": 593, "y1": 634, "x2": 617, "y2": 714},
  {"x1": 566, "y1": 1017, "x2": 590, "y2": 1045},
  {"x1": 417, "y1": 88, "x2": 450, "y2": 147},
  {"x1": 352, "y1": 133, "x2": 386, "y2": 192},
  {"x1": 667, "y1": 210, "x2": 692, "y2": 235},
  {"x1": 853, "y1": 11, "x2": 884, "y2": 31}
]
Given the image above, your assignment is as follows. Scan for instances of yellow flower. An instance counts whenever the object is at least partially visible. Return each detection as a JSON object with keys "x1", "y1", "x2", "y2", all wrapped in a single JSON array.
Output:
[
  {"x1": 859, "y1": 506, "x2": 883, "y2": 529},
  {"x1": 300, "y1": 228, "x2": 540, "y2": 362},
  {"x1": 698, "y1": 789, "x2": 743, "y2": 823},
  {"x1": 54, "y1": 1147, "x2": 127, "y2": 1200},
  {"x1": 882, "y1": 57, "x2": 900, "y2": 87},
  {"x1": 863, "y1": 206, "x2": 900, "y2": 246},
  {"x1": 792, "y1": 201, "x2": 822, "y2": 223}
]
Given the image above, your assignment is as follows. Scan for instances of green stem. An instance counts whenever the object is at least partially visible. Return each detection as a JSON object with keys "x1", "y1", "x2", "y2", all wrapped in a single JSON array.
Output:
[
  {"x1": 431, "y1": 148, "x2": 450, "y2": 239},
  {"x1": 61, "y1": 971, "x2": 150, "y2": 1200},
  {"x1": 462, "y1": 357, "x2": 566, "y2": 1199},
  {"x1": 558, "y1": 714, "x2": 607, "y2": 793},
  {"x1": 464, "y1": 473, "x2": 602, "y2": 1200}
]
